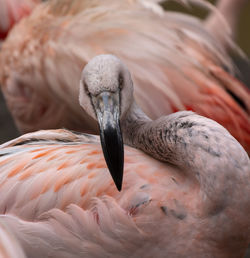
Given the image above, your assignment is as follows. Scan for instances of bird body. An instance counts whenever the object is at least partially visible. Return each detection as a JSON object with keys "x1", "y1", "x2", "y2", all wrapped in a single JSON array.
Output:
[
  {"x1": 0, "y1": 129, "x2": 216, "y2": 257},
  {"x1": 0, "y1": 0, "x2": 249, "y2": 152},
  {"x1": 0, "y1": 55, "x2": 249, "y2": 257},
  {"x1": 0, "y1": 129, "x2": 193, "y2": 220},
  {"x1": 0, "y1": 127, "x2": 249, "y2": 258}
]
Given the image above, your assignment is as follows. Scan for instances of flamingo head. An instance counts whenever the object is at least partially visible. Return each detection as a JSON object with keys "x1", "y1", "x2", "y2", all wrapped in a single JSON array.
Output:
[{"x1": 79, "y1": 54, "x2": 134, "y2": 191}]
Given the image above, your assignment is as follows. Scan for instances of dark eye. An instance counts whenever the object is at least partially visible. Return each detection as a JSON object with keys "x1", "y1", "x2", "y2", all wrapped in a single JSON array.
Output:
[
  {"x1": 83, "y1": 82, "x2": 90, "y2": 96},
  {"x1": 119, "y1": 75, "x2": 123, "y2": 89}
]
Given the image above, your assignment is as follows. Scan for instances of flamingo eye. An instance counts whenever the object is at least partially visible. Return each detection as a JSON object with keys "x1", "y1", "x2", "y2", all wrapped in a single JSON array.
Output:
[
  {"x1": 83, "y1": 82, "x2": 90, "y2": 96},
  {"x1": 119, "y1": 75, "x2": 123, "y2": 90}
]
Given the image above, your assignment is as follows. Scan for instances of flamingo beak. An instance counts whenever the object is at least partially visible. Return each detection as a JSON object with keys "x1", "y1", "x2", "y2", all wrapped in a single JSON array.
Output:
[{"x1": 92, "y1": 91, "x2": 124, "y2": 191}]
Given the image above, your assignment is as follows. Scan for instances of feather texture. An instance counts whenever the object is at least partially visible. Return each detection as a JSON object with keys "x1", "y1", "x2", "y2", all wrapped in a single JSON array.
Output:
[
  {"x1": 0, "y1": 218, "x2": 26, "y2": 258},
  {"x1": 0, "y1": 126, "x2": 249, "y2": 257}
]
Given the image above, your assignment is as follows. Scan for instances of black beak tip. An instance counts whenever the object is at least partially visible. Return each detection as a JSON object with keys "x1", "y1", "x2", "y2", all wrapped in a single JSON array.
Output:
[
  {"x1": 100, "y1": 135, "x2": 124, "y2": 191},
  {"x1": 100, "y1": 132, "x2": 124, "y2": 192},
  {"x1": 106, "y1": 157, "x2": 123, "y2": 192},
  {"x1": 112, "y1": 170, "x2": 123, "y2": 192},
  {"x1": 115, "y1": 181, "x2": 122, "y2": 192}
]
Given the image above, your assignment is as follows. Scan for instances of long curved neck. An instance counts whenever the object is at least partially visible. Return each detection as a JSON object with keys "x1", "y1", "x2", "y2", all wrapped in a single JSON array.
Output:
[
  {"x1": 121, "y1": 101, "x2": 250, "y2": 212},
  {"x1": 122, "y1": 102, "x2": 229, "y2": 168}
]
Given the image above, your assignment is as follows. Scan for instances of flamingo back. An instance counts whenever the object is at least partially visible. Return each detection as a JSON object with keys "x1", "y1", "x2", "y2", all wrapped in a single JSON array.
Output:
[
  {"x1": 0, "y1": 129, "x2": 199, "y2": 223},
  {"x1": 0, "y1": 127, "x2": 248, "y2": 257}
]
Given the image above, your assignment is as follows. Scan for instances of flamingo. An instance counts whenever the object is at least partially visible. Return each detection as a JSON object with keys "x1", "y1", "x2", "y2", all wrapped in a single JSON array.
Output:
[
  {"x1": 0, "y1": 55, "x2": 249, "y2": 257},
  {"x1": 0, "y1": 0, "x2": 249, "y2": 153}
]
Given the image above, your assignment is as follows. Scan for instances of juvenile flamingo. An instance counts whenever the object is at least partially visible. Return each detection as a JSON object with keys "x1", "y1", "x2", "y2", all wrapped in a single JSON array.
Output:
[
  {"x1": 0, "y1": 55, "x2": 249, "y2": 257},
  {"x1": 0, "y1": 0, "x2": 249, "y2": 153}
]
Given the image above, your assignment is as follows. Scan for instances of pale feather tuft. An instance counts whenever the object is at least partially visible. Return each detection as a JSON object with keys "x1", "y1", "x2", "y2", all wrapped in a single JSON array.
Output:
[
  {"x1": 0, "y1": 220, "x2": 27, "y2": 258},
  {"x1": 0, "y1": 201, "x2": 160, "y2": 258}
]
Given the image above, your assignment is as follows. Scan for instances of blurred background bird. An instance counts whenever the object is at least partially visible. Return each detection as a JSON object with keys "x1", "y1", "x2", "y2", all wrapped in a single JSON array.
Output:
[{"x1": 0, "y1": 0, "x2": 249, "y2": 153}]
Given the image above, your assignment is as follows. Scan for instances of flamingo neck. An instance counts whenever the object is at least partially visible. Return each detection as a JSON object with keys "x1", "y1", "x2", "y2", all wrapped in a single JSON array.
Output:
[{"x1": 121, "y1": 101, "x2": 250, "y2": 216}]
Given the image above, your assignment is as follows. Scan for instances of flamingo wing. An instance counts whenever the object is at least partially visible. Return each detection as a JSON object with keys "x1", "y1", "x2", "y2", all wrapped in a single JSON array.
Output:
[
  {"x1": 0, "y1": 129, "x2": 115, "y2": 219},
  {"x1": 0, "y1": 129, "x2": 181, "y2": 221}
]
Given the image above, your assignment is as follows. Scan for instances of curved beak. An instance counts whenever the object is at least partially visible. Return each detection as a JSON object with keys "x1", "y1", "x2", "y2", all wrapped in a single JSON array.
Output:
[{"x1": 91, "y1": 91, "x2": 124, "y2": 191}]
